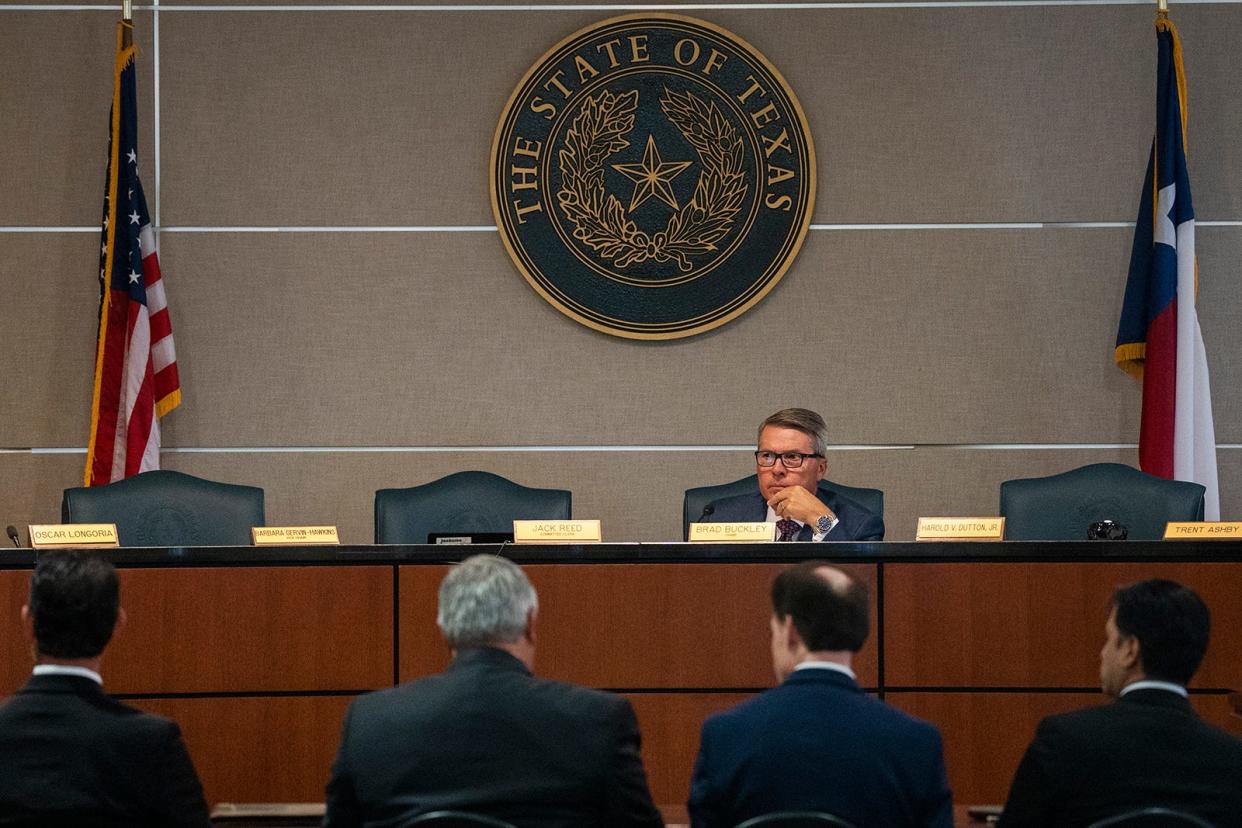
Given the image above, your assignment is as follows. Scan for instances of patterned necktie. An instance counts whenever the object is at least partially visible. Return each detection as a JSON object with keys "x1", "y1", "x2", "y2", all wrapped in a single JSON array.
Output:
[{"x1": 776, "y1": 518, "x2": 800, "y2": 542}]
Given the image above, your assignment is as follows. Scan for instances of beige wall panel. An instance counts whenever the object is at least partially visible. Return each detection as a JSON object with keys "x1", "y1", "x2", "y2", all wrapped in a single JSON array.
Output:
[
  {"x1": 0, "y1": 234, "x2": 100, "y2": 448},
  {"x1": 0, "y1": 12, "x2": 154, "y2": 226},
  {"x1": 4, "y1": 225, "x2": 1238, "y2": 448},
  {"x1": 150, "y1": 227, "x2": 1242, "y2": 448},
  {"x1": 155, "y1": 6, "x2": 1242, "y2": 227}
]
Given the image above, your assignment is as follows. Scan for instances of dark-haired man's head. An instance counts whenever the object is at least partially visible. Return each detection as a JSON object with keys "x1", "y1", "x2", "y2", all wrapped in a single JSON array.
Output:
[
  {"x1": 1099, "y1": 579, "x2": 1210, "y2": 697},
  {"x1": 21, "y1": 551, "x2": 122, "y2": 664},
  {"x1": 769, "y1": 562, "x2": 869, "y2": 681}
]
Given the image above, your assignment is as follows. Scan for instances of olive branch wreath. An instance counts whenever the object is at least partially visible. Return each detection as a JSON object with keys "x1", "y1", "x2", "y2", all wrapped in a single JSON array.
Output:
[{"x1": 556, "y1": 87, "x2": 747, "y2": 272}]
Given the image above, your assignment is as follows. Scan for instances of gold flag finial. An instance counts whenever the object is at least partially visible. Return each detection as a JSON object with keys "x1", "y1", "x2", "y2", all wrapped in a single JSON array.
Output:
[{"x1": 1157, "y1": 0, "x2": 1169, "y2": 15}]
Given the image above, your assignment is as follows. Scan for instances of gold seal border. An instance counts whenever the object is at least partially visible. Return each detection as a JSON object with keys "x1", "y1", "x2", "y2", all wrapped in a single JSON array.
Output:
[{"x1": 489, "y1": 12, "x2": 817, "y2": 341}]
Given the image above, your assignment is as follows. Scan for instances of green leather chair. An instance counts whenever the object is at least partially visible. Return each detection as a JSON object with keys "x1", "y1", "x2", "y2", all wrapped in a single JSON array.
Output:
[
  {"x1": 374, "y1": 471, "x2": 571, "y2": 544},
  {"x1": 999, "y1": 463, "x2": 1205, "y2": 541},
  {"x1": 682, "y1": 475, "x2": 884, "y2": 541},
  {"x1": 61, "y1": 469, "x2": 264, "y2": 547}
]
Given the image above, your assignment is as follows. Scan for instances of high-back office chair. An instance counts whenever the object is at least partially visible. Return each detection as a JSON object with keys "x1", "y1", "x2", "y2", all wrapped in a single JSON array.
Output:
[
  {"x1": 682, "y1": 475, "x2": 884, "y2": 540},
  {"x1": 1086, "y1": 807, "x2": 1216, "y2": 828},
  {"x1": 999, "y1": 463, "x2": 1205, "y2": 541},
  {"x1": 374, "y1": 471, "x2": 571, "y2": 544},
  {"x1": 734, "y1": 813, "x2": 861, "y2": 828},
  {"x1": 61, "y1": 469, "x2": 265, "y2": 547},
  {"x1": 402, "y1": 812, "x2": 518, "y2": 828}
]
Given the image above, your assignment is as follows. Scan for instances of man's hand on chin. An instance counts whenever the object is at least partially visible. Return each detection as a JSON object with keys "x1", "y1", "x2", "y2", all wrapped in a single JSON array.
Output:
[{"x1": 768, "y1": 485, "x2": 835, "y2": 525}]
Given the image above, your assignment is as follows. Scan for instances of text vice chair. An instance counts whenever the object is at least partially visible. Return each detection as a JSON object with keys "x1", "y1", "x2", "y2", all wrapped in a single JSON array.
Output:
[
  {"x1": 402, "y1": 811, "x2": 518, "y2": 828},
  {"x1": 375, "y1": 471, "x2": 571, "y2": 544},
  {"x1": 62, "y1": 469, "x2": 264, "y2": 547},
  {"x1": 999, "y1": 462, "x2": 1205, "y2": 541},
  {"x1": 683, "y1": 475, "x2": 884, "y2": 541},
  {"x1": 734, "y1": 813, "x2": 861, "y2": 828}
]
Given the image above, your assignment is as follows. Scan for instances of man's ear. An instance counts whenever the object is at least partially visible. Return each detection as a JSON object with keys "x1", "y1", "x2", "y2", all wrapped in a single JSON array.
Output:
[
  {"x1": 524, "y1": 607, "x2": 538, "y2": 647},
  {"x1": 779, "y1": 613, "x2": 802, "y2": 651},
  {"x1": 1119, "y1": 633, "x2": 1141, "y2": 671}
]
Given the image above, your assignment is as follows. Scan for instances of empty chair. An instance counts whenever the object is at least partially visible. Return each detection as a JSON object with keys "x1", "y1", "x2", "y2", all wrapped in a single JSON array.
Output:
[
  {"x1": 375, "y1": 471, "x2": 571, "y2": 544},
  {"x1": 999, "y1": 462, "x2": 1205, "y2": 541},
  {"x1": 402, "y1": 812, "x2": 518, "y2": 828},
  {"x1": 734, "y1": 813, "x2": 860, "y2": 828},
  {"x1": 62, "y1": 469, "x2": 264, "y2": 547},
  {"x1": 682, "y1": 475, "x2": 884, "y2": 540},
  {"x1": 1086, "y1": 807, "x2": 1216, "y2": 827}
]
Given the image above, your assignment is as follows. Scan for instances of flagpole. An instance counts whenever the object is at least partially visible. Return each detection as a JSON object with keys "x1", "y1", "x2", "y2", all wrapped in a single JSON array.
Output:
[
  {"x1": 122, "y1": 0, "x2": 131, "y2": 21},
  {"x1": 1157, "y1": 0, "x2": 1168, "y2": 15}
]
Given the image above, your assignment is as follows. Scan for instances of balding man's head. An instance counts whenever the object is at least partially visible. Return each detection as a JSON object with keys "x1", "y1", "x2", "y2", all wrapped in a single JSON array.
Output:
[{"x1": 770, "y1": 562, "x2": 869, "y2": 653}]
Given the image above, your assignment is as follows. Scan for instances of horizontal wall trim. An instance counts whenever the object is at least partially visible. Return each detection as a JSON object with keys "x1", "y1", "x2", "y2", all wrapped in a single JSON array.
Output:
[
  {"x1": 4, "y1": 0, "x2": 1241, "y2": 11},
  {"x1": 5, "y1": 221, "x2": 1241, "y2": 234},
  {"x1": 7, "y1": 443, "x2": 1241, "y2": 455}
]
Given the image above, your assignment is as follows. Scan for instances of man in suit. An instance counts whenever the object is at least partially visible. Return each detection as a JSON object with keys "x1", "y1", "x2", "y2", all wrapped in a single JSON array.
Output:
[
  {"x1": 703, "y1": 408, "x2": 884, "y2": 541},
  {"x1": 0, "y1": 550, "x2": 210, "y2": 827},
  {"x1": 324, "y1": 553, "x2": 664, "y2": 828},
  {"x1": 688, "y1": 562, "x2": 952, "y2": 827},
  {"x1": 999, "y1": 579, "x2": 1242, "y2": 827}
]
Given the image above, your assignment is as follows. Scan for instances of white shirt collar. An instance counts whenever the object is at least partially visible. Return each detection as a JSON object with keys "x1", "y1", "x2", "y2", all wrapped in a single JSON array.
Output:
[
  {"x1": 33, "y1": 664, "x2": 103, "y2": 686},
  {"x1": 794, "y1": 660, "x2": 856, "y2": 680},
  {"x1": 1120, "y1": 679, "x2": 1187, "y2": 698}
]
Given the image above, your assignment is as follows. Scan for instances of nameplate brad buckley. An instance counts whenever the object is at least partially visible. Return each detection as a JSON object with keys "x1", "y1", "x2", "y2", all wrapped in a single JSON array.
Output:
[
  {"x1": 252, "y1": 526, "x2": 340, "y2": 546},
  {"x1": 916, "y1": 517, "x2": 1005, "y2": 541},
  {"x1": 1163, "y1": 521, "x2": 1242, "y2": 540},
  {"x1": 513, "y1": 520, "x2": 602, "y2": 544},
  {"x1": 28, "y1": 524, "x2": 119, "y2": 549},
  {"x1": 688, "y1": 522, "x2": 777, "y2": 543}
]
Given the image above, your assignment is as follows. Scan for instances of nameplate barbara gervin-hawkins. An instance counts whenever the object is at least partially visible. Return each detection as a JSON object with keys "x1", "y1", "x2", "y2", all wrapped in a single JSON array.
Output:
[
  {"x1": 490, "y1": 14, "x2": 815, "y2": 339},
  {"x1": 915, "y1": 517, "x2": 1005, "y2": 542},
  {"x1": 251, "y1": 526, "x2": 341, "y2": 546},
  {"x1": 27, "y1": 524, "x2": 119, "y2": 549}
]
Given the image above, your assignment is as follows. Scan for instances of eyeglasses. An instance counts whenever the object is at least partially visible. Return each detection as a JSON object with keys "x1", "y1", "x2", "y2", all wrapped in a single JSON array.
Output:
[{"x1": 754, "y1": 451, "x2": 823, "y2": 469}]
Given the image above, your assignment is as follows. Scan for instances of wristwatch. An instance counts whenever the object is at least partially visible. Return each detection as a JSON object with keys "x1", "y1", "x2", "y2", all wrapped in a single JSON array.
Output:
[{"x1": 814, "y1": 513, "x2": 838, "y2": 536}]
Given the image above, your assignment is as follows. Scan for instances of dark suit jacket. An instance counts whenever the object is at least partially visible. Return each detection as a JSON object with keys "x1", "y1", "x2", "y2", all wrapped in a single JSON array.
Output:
[
  {"x1": 704, "y1": 489, "x2": 885, "y2": 542},
  {"x1": 998, "y1": 688, "x2": 1242, "y2": 827},
  {"x1": 689, "y1": 668, "x2": 952, "y2": 828},
  {"x1": 0, "y1": 673, "x2": 210, "y2": 828},
  {"x1": 324, "y1": 647, "x2": 664, "y2": 828}
]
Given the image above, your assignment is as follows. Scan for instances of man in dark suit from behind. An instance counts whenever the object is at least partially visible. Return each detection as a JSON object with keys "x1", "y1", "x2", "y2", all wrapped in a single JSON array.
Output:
[
  {"x1": 324, "y1": 553, "x2": 664, "y2": 828},
  {"x1": 0, "y1": 550, "x2": 210, "y2": 827},
  {"x1": 688, "y1": 562, "x2": 952, "y2": 827},
  {"x1": 999, "y1": 579, "x2": 1242, "y2": 827},
  {"x1": 702, "y1": 408, "x2": 884, "y2": 542}
]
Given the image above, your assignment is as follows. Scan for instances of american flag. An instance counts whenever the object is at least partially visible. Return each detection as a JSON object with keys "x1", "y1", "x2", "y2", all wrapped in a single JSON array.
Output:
[{"x1": 84, "y1": 20, "x2": 180, "y2": 486}]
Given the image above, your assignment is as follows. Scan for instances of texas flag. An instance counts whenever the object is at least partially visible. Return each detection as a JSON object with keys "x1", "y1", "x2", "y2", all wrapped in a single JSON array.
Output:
[{"x1": 1115, "y1": 14, "x2": 1219, "y2": 520}]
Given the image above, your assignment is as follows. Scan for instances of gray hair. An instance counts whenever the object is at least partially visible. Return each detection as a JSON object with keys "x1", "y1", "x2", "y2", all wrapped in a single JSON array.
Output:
[
  {"x1": 758, "y1": 408, "x2": 828, "y2": 457},
  {"x1": 436, "y1": 554, "x2": 538, "y2": 648}
]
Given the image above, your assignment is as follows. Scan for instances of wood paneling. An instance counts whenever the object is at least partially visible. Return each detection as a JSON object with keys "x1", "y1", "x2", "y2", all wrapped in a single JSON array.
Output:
[
  {"x1": 399, "y1": 563, "x2": 877, "y2": 689},
  {"x1": 133, "y1": 695, "x2": 352, "y2": 806},
  {"x1": 0, "y1": 571, "x2": 32, "y2": 696},
  {"x1": 106, "y1": 566, "x2": 393, "y2": 693},
  {"x1": 883, "y1": 563, "x2": 1242, "y2": 689}
]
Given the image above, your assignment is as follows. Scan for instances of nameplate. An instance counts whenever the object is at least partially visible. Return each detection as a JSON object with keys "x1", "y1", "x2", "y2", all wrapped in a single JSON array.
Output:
[
  {"x1": 916, "y1": 517, "x2": 1005, "y2": 541},
  {"x1": 252, "y1": 526, "x2": 340, "y2": 546},
  {"x1": 687, "y1": 522, "x2": 777, "y2": 543},
  {"x1": 1164, "y1": 521, "x2": 1242, "y2": 540},
  {"x1": 27, "y1": 524, "x2": 119, "y2": 549},
  {"x1": 513, "y1": 520, "x2": 601, "y2": 544}
]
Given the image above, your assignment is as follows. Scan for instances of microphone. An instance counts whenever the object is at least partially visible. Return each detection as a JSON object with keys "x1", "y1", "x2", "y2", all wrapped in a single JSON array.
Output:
[
  {"x1": 5, "y1": 525, "x2": 20, "y2": 548},
  {"x1": 698, "y1": 504, "x2": 715, "y2": 521}
]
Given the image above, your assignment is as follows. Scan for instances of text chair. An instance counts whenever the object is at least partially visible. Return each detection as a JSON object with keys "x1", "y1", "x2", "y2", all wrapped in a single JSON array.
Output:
[
  {"x1": 1086, "y1": 807, "x2": 1216, "y2": 827},
  {"x1": 402, "y1": 812, "x2": 517, "y2": 828},
  {"x1": 375, "y1": 471, "x2": 571, "y2": 544},
  {"x1": 734, "y1": 812, "x2": 860, "y2": 828},
  {"x1": 999, "y1": 462, "x2": 1205, "y2": 541},
  {"x1": 683, "y1": 475, "x2": 884, "y2": 540},
  {"x1": 62, "y1": 469, "x2": 264, "y2": 547}
]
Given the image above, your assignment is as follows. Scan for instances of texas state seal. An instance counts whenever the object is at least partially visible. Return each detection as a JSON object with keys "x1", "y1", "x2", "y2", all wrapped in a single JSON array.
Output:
[{"x1": 490, "y1": 14, "x2": 815, "y2": 339}]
